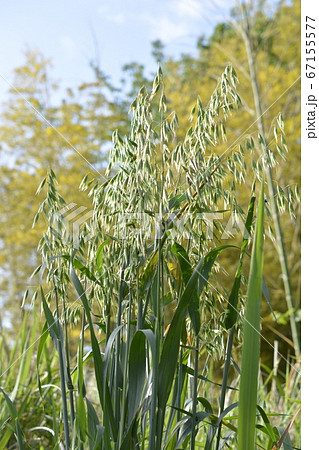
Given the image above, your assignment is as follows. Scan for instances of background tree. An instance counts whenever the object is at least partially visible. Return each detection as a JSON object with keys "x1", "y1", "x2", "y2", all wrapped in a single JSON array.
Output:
[{"x1": 0, "y1": 50, "x2": 131, "y2": 325}]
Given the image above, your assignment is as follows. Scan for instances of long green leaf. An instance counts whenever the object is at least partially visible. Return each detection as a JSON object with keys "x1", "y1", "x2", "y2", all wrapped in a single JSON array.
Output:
[
  {"x1": 238, "y1": 182, "x2": 264, "y2": 450},
  {"x1": 96, "y1": 238, "x2": 113, "y2": 273},
  {"x1": 86, "y1": 398, "x2": 100, "y2": 445},
  {"x1": 127, "y1": 331, "x2": 146, "y2": 426},
  {"x1": 0, "y1": 389, "x2": 24, "y2": 449},
  {"x1": 171, "y1": 242, "x2": 193, "y2": 286},
  {"x1": 171, "y1": 241, "x2": 201, "y2": 337},
  {"x1": 40, "y1": 288, "x2": 61, "y2": 345},
  {"x1": 36, "y1": 322, "x2": 50, "y2": 397},
  {"x1": 225, "y1": 195, "x2": 256, "y2": 329},
  {"x1": 77, "y1": 325, "x2": 86, "y2": 442},
  {"x1": 0, "y1": 427, "x2": 13, "y2": 450},
  {"x1": 257, "y1": 405, "x2": 277, "y2": 442}
]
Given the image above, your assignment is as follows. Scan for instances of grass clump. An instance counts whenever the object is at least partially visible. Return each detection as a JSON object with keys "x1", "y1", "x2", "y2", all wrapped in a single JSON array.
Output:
[{"x1": 0, "y1": 67, "x2": 300, "y2": 449}]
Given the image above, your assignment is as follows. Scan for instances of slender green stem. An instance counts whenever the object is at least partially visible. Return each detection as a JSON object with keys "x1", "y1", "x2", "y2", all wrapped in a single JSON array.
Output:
[
  {"x1": 62, "y1": 292, "x2": 75, "y2": 428},
  {"x1": 137, "y1": 269, "x2": 143, "y2": 330},
  {"x1": 191, "y1": 335, "x2": 199, "y2": 450},
  {"x1": 114, "y1": 265, "x2": 125, "y2": 424},
  {"x1": 215, "y1": 327, "x2": 234, "y2": 450},
  {"x1": 104, "y1": 291, "x2": 111, "y2": 340},
  {"x1": 118, "y1": 289, "x2": 133, "y2": 447},
  {"x1": 176, "y1": 350, "x2": 183, "y2": 443},
  {"x1": 150, "y1": 235, "x2": 162, "y2": 450},
  {"x1": 54, "y1": 287, "x2": 70, "y2": 450}
]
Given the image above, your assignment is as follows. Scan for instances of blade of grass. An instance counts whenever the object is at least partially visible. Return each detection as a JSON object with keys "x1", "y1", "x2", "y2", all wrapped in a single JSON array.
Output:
[
  {"x1": 238, "y1": 182, "x2": 264, "y2": 450},
  {"x1": 0, "y1": 389, "x2": 24, "y2": 449},
  {"x1": 224, "y1": 195, "x2": 256, "y2": 329},
  {"x1": 271, "y1": 407, "x2": 300, "y2": 450},
  {"x1": 190, "y1": 335, "x2": 199, "y2": 450},
  {"x1": 127, "y1": 331, "x2": 147, "y2": 426},
  {"x1": 257, "y1": 405, "x2": 277, "y2": 443},
  {"x1": 216, "y1": 195, "x2": 255, "y2": 450},
  {"x1": 171, "y1": 242, "x2": 193, "y2": 286},
  {"x1": 0, "y1": 426, "x2": 13, "y2": 450},
  {"x1": 76, "y1": 317, "x2": 86, "y2": 444},
  {"x1": 36, "y1": 322, "x2": 50, "y2": 398},
  {"x1": 118, "y1": 290, "x2": 133, "y2": 447}
]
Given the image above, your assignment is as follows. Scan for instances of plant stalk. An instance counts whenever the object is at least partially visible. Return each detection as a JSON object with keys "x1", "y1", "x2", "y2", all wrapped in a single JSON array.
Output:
[
  {"x1": 54, "y1": 288, "x2": 70, "y2": 449},
  {"x1": 215, "y1": 327, "x2": 234, "y2": 450},
  {"x1": 191, "y1": 335, "x2": 199, "y2": 450}
]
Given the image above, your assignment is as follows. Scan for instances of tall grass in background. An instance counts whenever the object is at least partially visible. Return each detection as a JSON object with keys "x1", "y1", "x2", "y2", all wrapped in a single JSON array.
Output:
[{"x1": 0, "y1": 67, "x2": 300, "y2": 448}]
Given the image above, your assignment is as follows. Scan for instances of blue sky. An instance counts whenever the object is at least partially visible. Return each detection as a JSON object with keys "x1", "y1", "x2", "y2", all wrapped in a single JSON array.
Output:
[{"x1": 0, "y1": 0, "x2": 234, "y2": 99}]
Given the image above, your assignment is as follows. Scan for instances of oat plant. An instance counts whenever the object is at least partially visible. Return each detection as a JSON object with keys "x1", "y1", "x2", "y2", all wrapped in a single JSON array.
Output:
[{"x1": 23, "y1": 66, "x2": 301, "y2": 449}]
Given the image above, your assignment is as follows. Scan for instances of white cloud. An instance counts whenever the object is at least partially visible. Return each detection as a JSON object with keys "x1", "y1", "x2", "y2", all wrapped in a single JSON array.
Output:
[
  {"x1": 139, "y1": 0, "x2": 215, "y2": 45},
  {"x1": 173, "y1": 0, "x2": 231, "y2": 25},
  {"x1": 129, "y1": 0, "x2": 235, "y2": 47},
  {"x1": 153, "y1": 17, "x2": 190, "y2": 43},
  {"x1": 97, "y1": 5, "x2": 126, "y2": 24},
  {"x1": 174, "y1": 0, "x2": 205, "y2": 19},
  {"x1": 140, "y1": 12, "x2": 191, "y2": 44}
]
